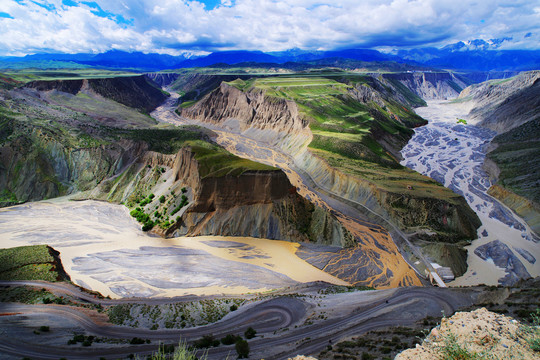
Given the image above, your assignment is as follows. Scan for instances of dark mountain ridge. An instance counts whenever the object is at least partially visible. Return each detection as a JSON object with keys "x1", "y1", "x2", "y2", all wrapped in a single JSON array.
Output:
[{"x1": 2, "y1": 39, "x2": 539, "y2": 72}]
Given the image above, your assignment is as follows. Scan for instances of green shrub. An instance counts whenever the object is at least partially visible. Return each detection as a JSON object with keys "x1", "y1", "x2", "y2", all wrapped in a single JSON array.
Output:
[
  {"x1": 130, "y1": 337, "x2": 146, "y2": 345},
  {"x1": 244, "y1": 327, "x2": 256, "y2": 339},
  {"x1": 159, "y1": 195, "x2": 166, "y2": 203},
  {"x1": 142, "y1": 220, "x2": 155, "y2": 232},
  {"x1": 193, "y1": 334, "x2": 220, "y2": 349},
  {"x1": 523, "y1": 309, "x2": 540, "y2": 352},
  {"x1": 39, "y1": 325, "x2": 50, "y2": 332},
  {"x1": 145, "y1": 341, "x2": 205, "y2": 360},
  {"x1": 235, "y1": 339, "x2": 249, "y2": 359},
  {"x1": 230, "y1": 304, "x2": 238, "y2": 311},
  {"x1": 82, "y1": 339, "x2": 92, "y2": 347},
  {"x1": 159, "y1": 343, "x2": 175, "y2": 354},
  {"x1": 171, "y1": 195, "x2": 189, "y2": 216},
  {"x1": 437, "y1": 332, "x2": 485, "y2": 360},
  {"x1": 221, "y1": 334, "x2": 242, "y2": 345}
]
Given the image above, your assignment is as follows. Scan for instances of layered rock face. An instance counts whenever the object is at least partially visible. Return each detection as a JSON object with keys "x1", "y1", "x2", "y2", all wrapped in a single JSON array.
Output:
[
  {"x1": 384, "y1": 72, "x2": 470, "y2": 100},
  {"x1": 0, "y1": 123, "x2": 134, "y2": 206},
  {"x1": 179, "y1": 77, "x2": 480, "y2": 245},
  {"x1": 459, "y1": 70, "x2": 540, "y2": 133},
  {"x1": 162, "y1": 147, "x2": 354, "y2": 247},
  {"x1": 180, "y1": 82, "x2": 310, "y2": 142}
]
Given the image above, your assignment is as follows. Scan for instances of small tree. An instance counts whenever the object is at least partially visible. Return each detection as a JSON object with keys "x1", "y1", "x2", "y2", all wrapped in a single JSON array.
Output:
[{"x1": 235, "y1": 339, "x2": 249, "y2": 359}]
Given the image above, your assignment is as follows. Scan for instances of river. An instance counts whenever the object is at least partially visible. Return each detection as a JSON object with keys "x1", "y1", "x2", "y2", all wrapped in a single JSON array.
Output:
[
  {"x1": 401, "y1": 100, "x2": 539, "y2": 286},
  {"x1": 0, "y1": 198, "x2": 347, "y2": 298}
]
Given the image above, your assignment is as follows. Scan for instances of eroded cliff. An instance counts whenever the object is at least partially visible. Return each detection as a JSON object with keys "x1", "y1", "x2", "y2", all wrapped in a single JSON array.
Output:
[
  {"x1": 458, "y1": 71, "x2": 540, "y2": 236},
  {"x1": 383, "y1": 72, "x2": 470, "y2": 100},
  {"x1": 458, "y1": 70, "x2": 540, "y2": 133}
]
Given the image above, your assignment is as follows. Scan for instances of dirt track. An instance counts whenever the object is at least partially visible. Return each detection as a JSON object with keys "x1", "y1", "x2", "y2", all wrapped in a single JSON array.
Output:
[{"x1": 0, "y1": 281, "x2": 478, "y2": 359}]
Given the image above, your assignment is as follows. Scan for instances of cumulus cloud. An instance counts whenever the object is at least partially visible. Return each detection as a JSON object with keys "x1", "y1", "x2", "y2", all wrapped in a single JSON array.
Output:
[{"x1": 0, "y1": 0, "x2": 539, "y2": 56}]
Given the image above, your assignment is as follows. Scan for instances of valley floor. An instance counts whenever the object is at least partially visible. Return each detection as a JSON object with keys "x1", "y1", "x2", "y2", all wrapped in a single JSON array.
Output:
[{"x1": 0, "y1": 198, "x2": 347, "y2": 298}]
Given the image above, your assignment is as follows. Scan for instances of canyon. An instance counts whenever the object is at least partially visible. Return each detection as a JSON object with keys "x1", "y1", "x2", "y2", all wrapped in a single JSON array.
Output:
[{"x1": 0, "y1": 67, "x2": 538, "y2": 359}]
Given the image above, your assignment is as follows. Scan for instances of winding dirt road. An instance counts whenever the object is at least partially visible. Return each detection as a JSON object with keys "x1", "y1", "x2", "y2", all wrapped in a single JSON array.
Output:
[{"x1": 0, "y1": 281, "x2": 476, "y2": 359}]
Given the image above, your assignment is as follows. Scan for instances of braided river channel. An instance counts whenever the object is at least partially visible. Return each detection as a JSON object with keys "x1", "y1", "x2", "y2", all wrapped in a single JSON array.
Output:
[{"x1": 400, "y1": 100, "x2": 539, "y2": 286}]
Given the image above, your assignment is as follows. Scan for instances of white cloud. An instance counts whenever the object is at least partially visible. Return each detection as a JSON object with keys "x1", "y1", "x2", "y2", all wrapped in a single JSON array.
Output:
[{"x1": 0, "y1": 0, "x2": 539, "y2": 56}]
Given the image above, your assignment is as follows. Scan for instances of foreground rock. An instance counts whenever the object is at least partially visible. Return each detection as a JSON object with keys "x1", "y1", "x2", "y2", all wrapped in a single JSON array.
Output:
[{"x1": 395, "y1": 308, "x2": 539, "y2": 360}]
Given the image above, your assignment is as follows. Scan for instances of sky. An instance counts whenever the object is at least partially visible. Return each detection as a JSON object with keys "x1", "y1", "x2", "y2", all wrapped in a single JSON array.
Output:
[{"x1": 0, "y1": 0, "x2": 539, "y2": 56}]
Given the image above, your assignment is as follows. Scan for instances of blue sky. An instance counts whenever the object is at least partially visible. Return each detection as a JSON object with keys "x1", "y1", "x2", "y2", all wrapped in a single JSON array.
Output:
[{"x1": 0, "y1": 0, "x2": 539, "y2": 56}]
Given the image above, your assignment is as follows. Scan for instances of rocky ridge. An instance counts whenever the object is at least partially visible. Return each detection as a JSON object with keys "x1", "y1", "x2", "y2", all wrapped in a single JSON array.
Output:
[
  {"x1": 395, "y1": 307, "x2": 539, "y2": 360},
  {"x1": 26, "y1": 75, "x2": 167, "y2": 113}
]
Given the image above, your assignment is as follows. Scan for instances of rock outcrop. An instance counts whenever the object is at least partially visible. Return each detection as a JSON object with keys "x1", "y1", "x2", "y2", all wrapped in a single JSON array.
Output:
[
  {"x1": 395, "y1": 308, "x2": 539, "y2": 360},
  {"x1": 180, "y1": 82, "x2": 310, "y2": 143},
  {"x1": 157, "y1": 146, "x2": 355, "y2": 247}
]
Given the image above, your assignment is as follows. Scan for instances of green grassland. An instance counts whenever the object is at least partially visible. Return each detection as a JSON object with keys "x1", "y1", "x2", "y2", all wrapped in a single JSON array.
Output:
[
  {"x1": 186, "y1": 140, "x2": 278, "y2": 178},
  {"x1": 226, "y1": 76, "x2": 456, "y2": 201},
  {"x1": 0, "y1": 245, "x2": 69, "y2": 282}
]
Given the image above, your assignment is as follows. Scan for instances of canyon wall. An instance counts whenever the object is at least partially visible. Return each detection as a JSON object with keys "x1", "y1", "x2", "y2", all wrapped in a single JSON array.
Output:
[
  {"x1": 458, "y1": 71, "x2": 540, "y2": 236},
  {"x1": 383, "y1": 72, "x2": 470, "y2": 100},
  {"x1": 458, "y1": 70, "x2": 540, "y2": 133}
]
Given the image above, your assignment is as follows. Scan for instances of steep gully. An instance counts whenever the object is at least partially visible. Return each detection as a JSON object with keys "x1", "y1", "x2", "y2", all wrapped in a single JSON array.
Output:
[
  {"x1": 152, "y1": 93, "x2": 438, "y2": 287},
  {"x1": 401, "y1": 101, "x2": 539, "y2": 286}
]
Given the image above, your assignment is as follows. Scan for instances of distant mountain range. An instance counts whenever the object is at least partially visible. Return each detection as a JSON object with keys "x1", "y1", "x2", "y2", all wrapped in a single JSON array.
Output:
[{"x1": 1, "y1": 39, "x2": 539, "y2": 72}]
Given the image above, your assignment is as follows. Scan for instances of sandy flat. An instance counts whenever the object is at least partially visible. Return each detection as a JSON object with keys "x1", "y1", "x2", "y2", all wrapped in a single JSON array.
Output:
[{"x1": 0, "y1": 199, "x2": 348, "y2": 298}]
